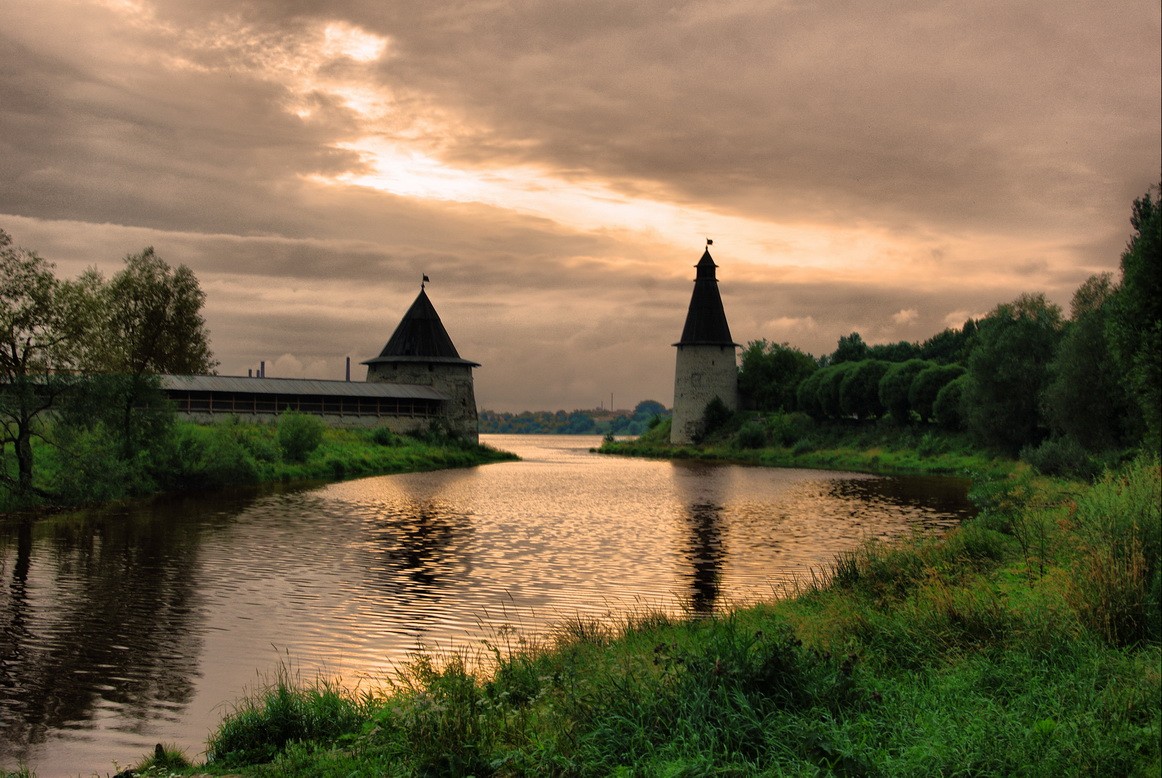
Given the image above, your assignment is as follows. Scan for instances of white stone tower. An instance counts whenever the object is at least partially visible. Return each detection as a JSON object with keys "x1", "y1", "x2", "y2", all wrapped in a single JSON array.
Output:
[
  {"x1": 362, "y1": 284, "x2": 480, "y2": 441},
  {"x1": 671, "y1": 247, "x2": 739, "y2": 444}
]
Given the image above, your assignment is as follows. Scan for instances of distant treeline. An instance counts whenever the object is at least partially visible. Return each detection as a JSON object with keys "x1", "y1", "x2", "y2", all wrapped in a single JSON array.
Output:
[
  {"x1": 480, "y1": 400, "x2": 669, "y2": 435},
  {"x1": 729, "y1": 184, "x2": 1160, "y2": 476}
]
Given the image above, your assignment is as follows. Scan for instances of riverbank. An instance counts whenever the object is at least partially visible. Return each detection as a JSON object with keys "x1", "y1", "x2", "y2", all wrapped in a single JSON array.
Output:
[
  {"x1": 1, "y1": 420, "x2": 517, "y2": 515},
  {"x1": 93, "y1": 445, "x2": 1159, "y2": 776},
  {"x1": 599, "y1": 416, "x2": 1014, "y2": 479}
]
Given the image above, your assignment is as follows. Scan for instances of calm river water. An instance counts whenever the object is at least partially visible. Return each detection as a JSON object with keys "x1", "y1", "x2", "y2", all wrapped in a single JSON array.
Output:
[{"x1": 0, "y1": 435, "x2": 973, "y2": 775}]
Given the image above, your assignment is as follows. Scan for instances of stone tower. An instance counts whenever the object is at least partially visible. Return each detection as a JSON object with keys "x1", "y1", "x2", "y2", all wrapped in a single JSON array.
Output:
[
  {"x1": 671, "y1": 247, "x2": 739, "y2": 444},
  {"x1": 363, "y1": 285, "x2": 481, "y2": 441}
]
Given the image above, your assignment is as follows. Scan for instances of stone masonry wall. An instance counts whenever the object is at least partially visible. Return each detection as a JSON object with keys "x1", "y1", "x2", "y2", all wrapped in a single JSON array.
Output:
[{"x1": 671, "y1": 344, "x2": 738, "y2": 444}]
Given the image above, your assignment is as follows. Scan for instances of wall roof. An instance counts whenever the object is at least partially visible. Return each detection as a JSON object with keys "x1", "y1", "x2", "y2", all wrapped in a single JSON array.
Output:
[{"x1": 160, "y1": 374, "x2": 448, "y2": 400}]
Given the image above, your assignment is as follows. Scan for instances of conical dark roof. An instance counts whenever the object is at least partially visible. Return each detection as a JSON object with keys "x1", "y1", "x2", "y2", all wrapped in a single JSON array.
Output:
[
  {"x1": 674, "y1": 249, "x2": 738, "y2": 347},
  {"x1": 363, "y1": 288, "x2": 480, "y2": 367}
]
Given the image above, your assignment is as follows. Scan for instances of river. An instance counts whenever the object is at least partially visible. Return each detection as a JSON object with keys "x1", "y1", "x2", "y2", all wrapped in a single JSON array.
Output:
[{"x1": 0, "y1": 434, "x2": 973, "y2": 775}]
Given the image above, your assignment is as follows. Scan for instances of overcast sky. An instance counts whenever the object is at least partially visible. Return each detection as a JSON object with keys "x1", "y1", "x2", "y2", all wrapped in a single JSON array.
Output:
[{"x1": 2, "y1": 0, "x2": 1158, "y2": 412}]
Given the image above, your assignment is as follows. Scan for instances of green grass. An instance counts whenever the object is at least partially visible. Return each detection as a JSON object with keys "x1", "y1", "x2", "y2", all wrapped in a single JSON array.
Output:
[
  {"x1": 1, "y1": 421, "x2": 517, "y2": 513},
  {"x1": 602, "y1": 414, "x2": 1013, "y2": 478},
  {"x1": 114, "y1": 456, "x2": 1160, "y2": 777}
]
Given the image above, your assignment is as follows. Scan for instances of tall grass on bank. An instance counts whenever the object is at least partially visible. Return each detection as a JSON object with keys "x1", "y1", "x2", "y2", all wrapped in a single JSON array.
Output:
[{"x1": 181, "y1": 458, "x2": 1160, "y2": 776}]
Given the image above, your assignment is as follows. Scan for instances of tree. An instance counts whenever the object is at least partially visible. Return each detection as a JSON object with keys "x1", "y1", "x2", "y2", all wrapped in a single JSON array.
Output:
[
  {"x1": 963, "y1": 293, "x2": 1064, "y2": 453},
  {"x1": 1043, "y1": 274, "x2": 1137, "y2": 451},
  {"x1": 737, "y1": 339, "x2": 818, "y2": 412},
  {"x1": 796, "y1": 369, "x2": 828, "y2": 419},
  {"x1": 1106, "y1": 184, "x2": 1161, "y2": 449},
  {"x1": 868, "y1": 340, "x2": 921, "y2": 363},
  {"x1": 909, "y1": 364, "x2": 965, "y2": 423},
  {"x1": 920, "y1": 320, "x2": 977, "y2": 364},
  {"x1": 0, "y1": 230, "x2": 86, "y2": 496},
  {"x1": 839, "y1": 360, "x2": 890, "y2": 419},
  {"x1": 83, "y1": 248, "x2": 217, "y2": 376},
  {"x1": 933, "y1": 374, "x2": 968, "y2": 431},
  {"x1": 817, "y1": 362, "x2": 857, "y2": 419},
  {"x1": 831, "y1": 332, "x2": 869, "y2": 364},
  {"x1": 878, "y1": 359, "x2": 934, "y2": 424},
  {"x1": 79, "y1": 248, "x2": 217, "y2": 456}
]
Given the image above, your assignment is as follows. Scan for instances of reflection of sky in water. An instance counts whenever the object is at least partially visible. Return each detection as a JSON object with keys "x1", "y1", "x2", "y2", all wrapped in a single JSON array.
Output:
[{"x1": 0, "y1": 435, "x2": 972, "y2": 774}]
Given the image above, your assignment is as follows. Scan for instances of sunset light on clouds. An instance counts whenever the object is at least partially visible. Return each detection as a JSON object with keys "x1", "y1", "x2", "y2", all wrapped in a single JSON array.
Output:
[{"x1": 2, "y1": 0, "x2": 1158, "y2": 411}]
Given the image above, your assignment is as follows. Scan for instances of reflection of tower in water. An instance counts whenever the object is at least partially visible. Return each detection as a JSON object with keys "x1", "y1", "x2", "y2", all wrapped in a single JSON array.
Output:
[{"x1": 671, "y1": 461, "x2": 728, "y2": 615}]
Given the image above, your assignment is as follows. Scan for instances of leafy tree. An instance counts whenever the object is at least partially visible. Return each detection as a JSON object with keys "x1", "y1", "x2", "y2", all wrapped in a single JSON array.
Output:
[
  {"x1": 868, "y1": 340, "x2": 921, "y2": 363},
  {"x1": 1106, "y1": 184, "x2": 1161, "y2": 449},
  {"x1": 933, "y1": 374, "x2": 968, "y2": 431},
  {"x1": 79, "y1": 248, "x2": 217, "y2": 456},
  {"x1": 909, "y1": 364, "x2": 965, "y2": 423},
  {"x1": 82, "y1": 247, "x2": 217, "y2": 376},
  {"x1": 632, "y1": 400, "x2": 667, "y2": 421},
  {"x1": 737, "y1": 339, "x2": 818, "y2": 412},
  {"x1": 878, "y1": 359, "x2": 934, "y2": 424},
  {"x1": 831, "y1": 332, "x2": 869, "y2": 364},
  {"x1": 920, "y1": 320, "x2": 977, "y2": 364},
  {"x1": 0, "y1": 230, "x2": 87, "y2": 497},
  {"x1": 818, "y1": 362, "x2": 857, "y2": 419},
  {"x1": 839, "y1": 360, "x2": 890, "y2": 419},
  {"x1": 795, "y1": 369, "x2": 828, "y2": 419},
  {"x1": 1043, "y1": 274, "x2": 1137, "y2": 451},
  {"x1": 963, "y1": 293, "x2": 1064, "y2": 453}
]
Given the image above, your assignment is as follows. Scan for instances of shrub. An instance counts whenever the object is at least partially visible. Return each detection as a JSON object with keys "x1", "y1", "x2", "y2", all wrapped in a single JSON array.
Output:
[
  {"x1": 1020, "y1": 436, "x2": 1100, "y2": 480},
  {"x1": 45, "y1": 424, "x2": 145, "y2": 504},
  {"x1": 695, "y1": 397, "x2": 733, "y2": 443},
  {"x1": 367, "y1": 426, "x2": 400, "y2": 446},
  {"x1": 278, "y1": 412, "x2": 324, "y2": 462},
  {"x1": 735, "y1": 420, "x2": 767, "y2": 449},
  {"x1": 769, "y1": 411, "x2": 814, "y2": 446}
]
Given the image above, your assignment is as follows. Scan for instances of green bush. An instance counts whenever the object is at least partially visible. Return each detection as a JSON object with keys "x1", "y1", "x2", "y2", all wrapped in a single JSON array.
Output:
[
  {"x1": 1020, "y1": 436, "x2": 1100, "y2": 480},
  {"x1": 367, "y1": 426, "x2": 400, "y2": 446},
  {"x1": 45, "y1": 424, "x2": 147, "y2": 504},
  {"x1": 769, "y1": 411, "x2": 814, "y2": 446},
  {"x1": 735, "y1": 420, "x2": 767, "y2": 449},
  {"x1": 278, "y1": 412, "x2": 324, "y2": 463}
]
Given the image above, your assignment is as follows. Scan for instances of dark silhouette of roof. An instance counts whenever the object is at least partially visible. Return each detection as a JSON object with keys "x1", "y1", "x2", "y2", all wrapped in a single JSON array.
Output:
[
  {"x1": 363, "y1": 288, "x2": 480, "y2": 367},
  {"x1": 674, "y1": 249, "x2": 738, "y2": 347}
]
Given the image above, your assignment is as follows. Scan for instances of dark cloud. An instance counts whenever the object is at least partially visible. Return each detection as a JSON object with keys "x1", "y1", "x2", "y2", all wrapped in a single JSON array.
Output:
[{"x1": 1, "y1": 0, "x2": 1157, "y2": 410}]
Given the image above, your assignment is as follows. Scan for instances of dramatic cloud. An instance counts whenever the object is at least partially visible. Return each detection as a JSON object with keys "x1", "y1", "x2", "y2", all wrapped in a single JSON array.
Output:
[{"x1": 2, "y1": 0, "x2": 1158, "y2": 410}]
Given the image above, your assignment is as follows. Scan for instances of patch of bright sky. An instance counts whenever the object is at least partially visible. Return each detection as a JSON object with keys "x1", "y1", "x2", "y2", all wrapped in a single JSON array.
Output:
[
  {"x1": 317, "y1": 137, "x2": 904, "y2": 274},
  {"x1": 321, "y1": 22, "x2": 388, "y2": 62}
]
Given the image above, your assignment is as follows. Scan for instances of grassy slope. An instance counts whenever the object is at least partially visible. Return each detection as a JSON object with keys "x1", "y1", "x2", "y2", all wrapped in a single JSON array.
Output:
[
  {"x1": 110, "y1": 430, "x2": 1160, "y2": 778},
  {"x1": 2, "y1": 422, "x2": 517, "y2": 514}
]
